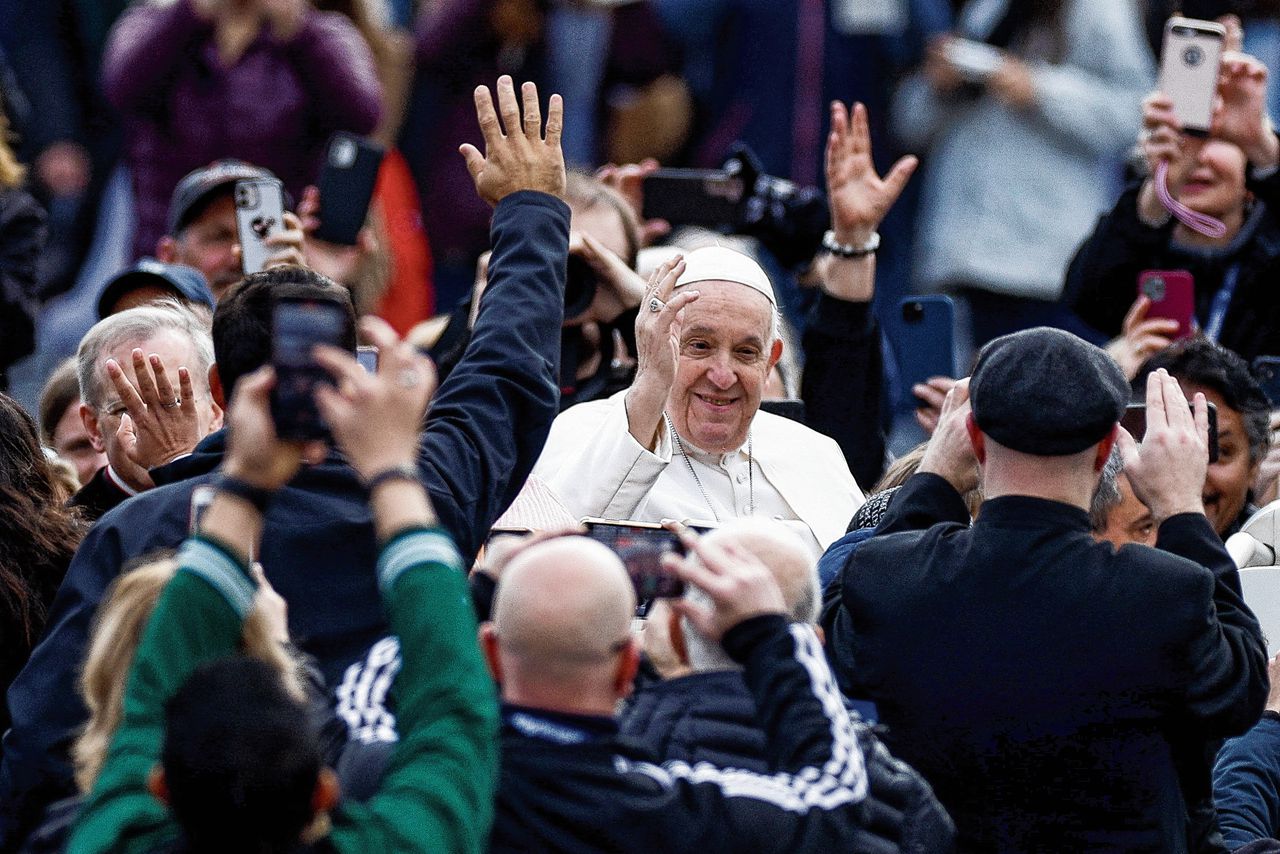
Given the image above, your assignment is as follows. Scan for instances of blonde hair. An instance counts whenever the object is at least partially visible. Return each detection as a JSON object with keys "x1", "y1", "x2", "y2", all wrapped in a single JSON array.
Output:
[
  {"x1": 73, "y1": 557, "x2": 306, "y2": 792},
  {"x1": 0, "y1": 108, "x2": 25, "y2": 190}
]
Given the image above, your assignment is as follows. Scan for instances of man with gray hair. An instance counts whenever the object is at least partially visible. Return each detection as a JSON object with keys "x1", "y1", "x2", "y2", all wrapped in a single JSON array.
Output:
[
  {"x1": 72, "y1": 300, "x2": 222, "y2": 520},
  {"x1": 621, "y1": 520, "x2": 823, "y2": 766}
]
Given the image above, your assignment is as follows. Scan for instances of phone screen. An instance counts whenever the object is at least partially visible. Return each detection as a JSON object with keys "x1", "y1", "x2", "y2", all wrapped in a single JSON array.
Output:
[
  {"x1": 583, "y1": 521, "x2": 688, "y2": 601},
  {"x1": 1121, "y1": 401, "x2": 1220, "y2": 463},
  {"x1": 270, "y1": 297, "x2": 349, "y2": 440}
]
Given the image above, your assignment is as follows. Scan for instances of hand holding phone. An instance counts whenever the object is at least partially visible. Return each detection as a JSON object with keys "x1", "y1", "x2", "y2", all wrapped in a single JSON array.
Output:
[
  {"x1": 583, "y1": 519, "x2": 688, "y2": 601},
  {"x1": 1137, "y1": 270, "x2": 1196, "y2": 341},
  {"x1": 235, "y1": 178, "x2": 286, "y2": 275},
  {"x1": 1122, "y1": 400, "x2": 1219, "y2": 462},
  {"x1": 270, "y1": 295, "x2": 352, "y2": 440}
]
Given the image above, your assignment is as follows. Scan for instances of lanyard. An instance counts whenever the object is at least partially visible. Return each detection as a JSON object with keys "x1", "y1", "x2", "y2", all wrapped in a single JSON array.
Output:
[{"x1": 1204, "y1": 263, "x2": 1241, "y2": 343}]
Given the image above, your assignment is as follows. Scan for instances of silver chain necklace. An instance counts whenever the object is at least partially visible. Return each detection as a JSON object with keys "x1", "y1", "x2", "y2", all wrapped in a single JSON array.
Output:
[{"x1": 664, "y1": 413, "x2": 754, "y2": 523}]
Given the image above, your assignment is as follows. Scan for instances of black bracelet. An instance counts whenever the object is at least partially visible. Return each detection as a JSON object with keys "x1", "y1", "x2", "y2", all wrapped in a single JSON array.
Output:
[
  {"x1": 365, "y1": 463, "x2": 420, "y2": 494},
  {"x1": 215, "y1": 474, "x2": 275, "y2": 515}
]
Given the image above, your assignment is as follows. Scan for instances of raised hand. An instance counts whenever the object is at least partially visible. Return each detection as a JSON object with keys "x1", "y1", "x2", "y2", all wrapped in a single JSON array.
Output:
[
  {"x1": 625, "y1": 255, "x2": 698, "y2": 450},
  {"x1": 106, "y1": 349, "x2": 210, "y2": 471},
  {"x1": 1214, "y1": 51, "x2": 1278, "y2": 169},
  {"x1": 595, "y1": 159, "x2": 670, "y2": 245},
  {"x1": 825, "y1": 101, "x2": 917, "y2": 247},
  {"x1": 917, "y1": 377, "x2": 979, "y2": 494},
  {"x1": 460, "y1": 76, "x2": 566, "y2": 206},
  {"x1": 1117, "y1": 368, "x2": 1210, "y2": 523},
  {"x1": 313, "y1": 316, "x2": 437, "y2": 481}
]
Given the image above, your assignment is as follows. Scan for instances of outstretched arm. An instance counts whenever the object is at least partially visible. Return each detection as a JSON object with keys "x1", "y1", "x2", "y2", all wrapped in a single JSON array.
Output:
[{"x1": 418, "y1": 77, "x2": 571, "y2": 559}]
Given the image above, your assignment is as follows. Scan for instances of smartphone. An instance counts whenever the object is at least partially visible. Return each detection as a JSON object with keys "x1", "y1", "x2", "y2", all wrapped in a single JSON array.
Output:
[
  {"x1": 189, "y1": 485, "x2": 216, "y2": 534},
  {"x1": 1121, "y1": 401, "x2": 1219, "y2": 463},
  {"x1": 234, "y1": 178, "x2": 286, "y2": 275},
  {"x1": 760, "y1": 399, "x2": 807, "y2": 424},
  {"x1": 1253, "y1": 356, "x2": 1280, "y2": 408},
  {"x1": 270, "y1": 295, "x2": 352, "y2": 440},
  {"x1": 943, "y1": 38, "x2": 1003, "y2": 84},
  {"x1": 356, "y1": 345, "x2": 379, "y2": 374},
  {"x1": 1138, "y1": 270, "x2": 1197, "y2": 341},
  {"x1": 582, "y1": 519, "x2": 689, "y2": 600},
  {"x1": 641, "y1": 169, "x2": 746, "y2": 228},
  {"x1": 1159, "y1": 17, "x2": 1226, "y2": 135},
  {"x1": 315, "y1": 133, "x2": 384, "y2": 246},
  {"x1": 897, "y1": 296, "x2": 957, "y2": 408}
]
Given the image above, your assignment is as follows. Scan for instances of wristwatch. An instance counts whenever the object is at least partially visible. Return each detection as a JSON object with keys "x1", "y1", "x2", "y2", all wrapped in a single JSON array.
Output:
[{"x1": 822, "y1": 229, "x2": 880, "y2": 258}]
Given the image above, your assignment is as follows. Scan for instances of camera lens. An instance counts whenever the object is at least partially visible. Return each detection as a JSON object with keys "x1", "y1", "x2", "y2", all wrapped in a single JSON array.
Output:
[{"x1": 564, "y1": 255, "x2": 599, "y2": 318}]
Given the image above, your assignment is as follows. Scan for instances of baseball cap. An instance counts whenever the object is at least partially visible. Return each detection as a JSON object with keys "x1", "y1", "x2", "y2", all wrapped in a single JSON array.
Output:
[
  {"x1": 97, "y1": 258, "x2": 216, "y2": 318},
  {"x1": 167, "y1": 159, "x2": 278, "y2": 235}
]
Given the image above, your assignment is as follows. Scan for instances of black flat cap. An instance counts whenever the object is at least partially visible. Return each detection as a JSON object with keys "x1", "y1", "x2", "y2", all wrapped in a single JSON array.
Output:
[{"x1": 970, "y1": 327, "x2": 1128, "y2": 456}]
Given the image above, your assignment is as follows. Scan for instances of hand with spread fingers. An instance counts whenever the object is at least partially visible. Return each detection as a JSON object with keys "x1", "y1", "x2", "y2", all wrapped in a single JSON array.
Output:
[
  {"x1": 663, "y1": 529, "x2": 786, "y2": 642},
  {"x1": 459, "y1": 76, "x2": 567, "y2": 206},
  {"x1": 826, "y1": 100, "x2": 917, "y2": 249},
  {"x1": 106, "y1": 348, "x2": 209, "y2": 472},
  {"x1": 625, "y1": 255, "x2": 698, "y2": 450},
  {"x1": 1214, "y1": 49, "x2": 1279, "y2": 169},
  {"x1": 314, "y1": 316, "x2": 438, "y2": 481}
]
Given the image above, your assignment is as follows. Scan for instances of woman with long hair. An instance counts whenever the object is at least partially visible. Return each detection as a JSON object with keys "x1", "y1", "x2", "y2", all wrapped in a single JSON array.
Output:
[{"x1": 0, "y1": 393, "x2": 87, "y2": 735}]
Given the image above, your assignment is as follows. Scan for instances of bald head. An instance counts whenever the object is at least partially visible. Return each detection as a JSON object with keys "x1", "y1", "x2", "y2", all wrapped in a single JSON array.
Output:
[
  {"x1": 703, "y1": 521, "x2": 818, "y2": 622},
  {"x1": 489, "y1": 538, "x2": 637, "y2": 709},
  {"x1": 679, "y1": 522, "x2": 817, "y2": 673}
]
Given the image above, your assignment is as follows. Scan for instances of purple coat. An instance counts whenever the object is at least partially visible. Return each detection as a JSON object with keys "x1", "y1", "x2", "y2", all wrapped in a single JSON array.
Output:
[{"x1": 104, "y1": 0, "x2": 382, "y2": 257}]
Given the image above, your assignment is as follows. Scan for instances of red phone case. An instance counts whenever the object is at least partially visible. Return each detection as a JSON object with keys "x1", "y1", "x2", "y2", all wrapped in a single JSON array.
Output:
[{"x1": 1137, "y1": 270, "x2": 1196, "y2": 340}]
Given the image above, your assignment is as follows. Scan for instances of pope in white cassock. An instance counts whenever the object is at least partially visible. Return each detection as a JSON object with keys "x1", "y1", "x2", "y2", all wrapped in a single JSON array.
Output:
[
  {"x1": 533, "y1": 245, "x2": 862, "y2": 555},
  {"x1": 532, "y1": 100, "x2": 919, "y2": 554}
]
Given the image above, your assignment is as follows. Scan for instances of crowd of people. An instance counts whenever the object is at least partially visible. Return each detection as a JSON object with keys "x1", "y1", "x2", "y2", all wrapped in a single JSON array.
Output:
[{"x1": 5, "y1": 1, "x2": 1280, "y2": 852}]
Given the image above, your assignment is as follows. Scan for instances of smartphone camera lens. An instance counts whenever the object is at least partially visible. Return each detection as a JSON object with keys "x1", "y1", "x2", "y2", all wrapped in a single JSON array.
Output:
[
  {"x1": 903, "y1": 302, "x2": 924, "y2": 323},
  {"x1": 331, "y1": 137, "x2": 358, "y2": 169},
  {"x1": 1142, "y1": 276, "x2": 1167, "y2": 301},
  {"x1": 1182, "y1": 45, "x2": 1204, "y2": 67}
]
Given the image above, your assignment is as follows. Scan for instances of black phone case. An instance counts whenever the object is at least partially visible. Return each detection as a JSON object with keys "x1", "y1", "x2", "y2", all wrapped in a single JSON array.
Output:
[
  {"x1": 641, "y1": 170, "x2": 743, "y2": 228},
  {"x1": 315, "y1": 133, "x2": 385, "y2": 246}
]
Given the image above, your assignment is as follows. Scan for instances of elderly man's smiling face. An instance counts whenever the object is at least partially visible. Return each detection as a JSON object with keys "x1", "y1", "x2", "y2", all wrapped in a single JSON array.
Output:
[{"x1": 667, "y1": 280, "x2": 782, "y2": 453}]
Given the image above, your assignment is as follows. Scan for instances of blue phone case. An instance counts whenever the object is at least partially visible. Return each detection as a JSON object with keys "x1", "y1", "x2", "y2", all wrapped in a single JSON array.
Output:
[{"x1": 895, "y1": 296, "x2": 957, "y2": 404}]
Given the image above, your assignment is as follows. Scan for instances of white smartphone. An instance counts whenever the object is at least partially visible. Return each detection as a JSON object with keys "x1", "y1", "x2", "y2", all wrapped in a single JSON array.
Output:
[
  {"x1": 234, "y1": 178, "x2": 286, "y2": 275},
  {"x1": 944, "y1": 38, "x2": 1003, "y2": 84},
  {"x1": 1159, "y1": 17, "x2": 1226, "y2": 135}
]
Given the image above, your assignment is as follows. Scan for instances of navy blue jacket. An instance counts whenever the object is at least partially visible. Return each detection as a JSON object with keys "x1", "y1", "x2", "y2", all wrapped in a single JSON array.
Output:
[
  {"x1": 0, "y1": 190, "x2": 569, "y2": 847},
  {"x1": 824, "y1": 473, "x2": 1267, "y2": 853},
  {"x1": 1214, "y1": 712, "x2": 1280, "y2": 850}
]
